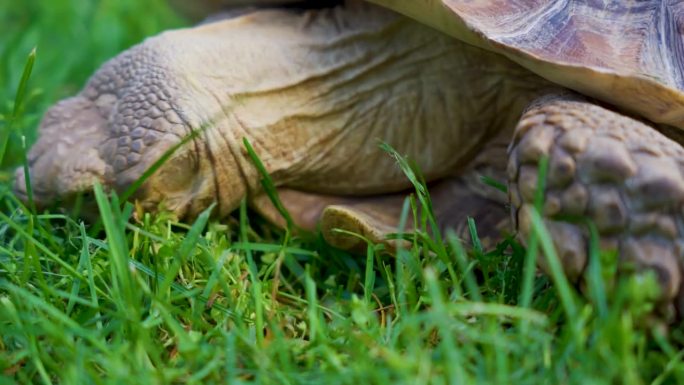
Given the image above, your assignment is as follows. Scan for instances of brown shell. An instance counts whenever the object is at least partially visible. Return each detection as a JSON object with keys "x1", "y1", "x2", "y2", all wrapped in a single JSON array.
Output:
[{"x1": 369, "y1": 0, "x2": 684, "y2": 129}]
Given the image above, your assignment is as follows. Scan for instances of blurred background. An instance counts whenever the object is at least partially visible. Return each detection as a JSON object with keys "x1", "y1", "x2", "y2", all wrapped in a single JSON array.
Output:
[{"x1": 0, "y1": 0, "x2": 186, "y2": 170}]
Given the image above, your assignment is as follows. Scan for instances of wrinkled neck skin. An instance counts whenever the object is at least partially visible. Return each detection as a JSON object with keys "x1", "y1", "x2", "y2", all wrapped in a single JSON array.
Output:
[{"x1": 17, "y1": 3, "x2": 553, "y2": 220}]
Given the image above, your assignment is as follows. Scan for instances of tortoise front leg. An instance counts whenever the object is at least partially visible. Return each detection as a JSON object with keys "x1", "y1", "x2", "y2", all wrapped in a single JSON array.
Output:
[{"x1": 508, "y1": 93, "x2": 684, "y2": 316}]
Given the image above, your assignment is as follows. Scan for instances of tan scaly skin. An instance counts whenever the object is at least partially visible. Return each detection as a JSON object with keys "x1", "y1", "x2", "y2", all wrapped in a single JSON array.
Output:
[{"x1": 14, "y1": 3, "x2": 684, "y2": 319}]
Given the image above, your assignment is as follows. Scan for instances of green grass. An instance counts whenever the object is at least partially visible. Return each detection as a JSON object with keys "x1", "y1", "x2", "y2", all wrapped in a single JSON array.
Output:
[{"x1": 2, "y1": 1, "x2": 684, "y2": 384}]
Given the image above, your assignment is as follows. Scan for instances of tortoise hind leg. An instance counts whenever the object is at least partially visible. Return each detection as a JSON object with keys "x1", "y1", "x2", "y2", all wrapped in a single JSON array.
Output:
[
  {"x1": 319, "y1": 176, "x2": 510, "y2": 252},
  {"x1": 508, "y1": 93, "x2": 684, "y2": 317},
  {"x1": 252, "y1": 175, "x2": 510, "y2": 253}
]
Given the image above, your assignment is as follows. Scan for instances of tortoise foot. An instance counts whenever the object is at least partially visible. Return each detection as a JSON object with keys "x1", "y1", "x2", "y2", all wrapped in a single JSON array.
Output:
[{"x1": 508, "y1": 93, "x2": 684, "y2": 318}]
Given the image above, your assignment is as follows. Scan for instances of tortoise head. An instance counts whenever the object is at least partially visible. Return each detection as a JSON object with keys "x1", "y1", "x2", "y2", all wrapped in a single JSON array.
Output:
[
  {"x1": 14, "y1": 96, "x2": 110, "y2": 209},
  {"x1": 14, "y1": 93, "x2": 223, "y2": 218},
  {"x1": 12, "y1": 38, "x2": 228, "y2": 219}
]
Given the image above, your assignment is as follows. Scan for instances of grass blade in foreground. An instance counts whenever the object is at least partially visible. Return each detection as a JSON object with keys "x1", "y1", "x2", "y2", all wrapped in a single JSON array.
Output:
[
  {"x1": 1, "y1": 47, "x2": 35, "y2": 166},
  {"x1": 243, "y1": 137, "x2": 296, "y2": 232}
]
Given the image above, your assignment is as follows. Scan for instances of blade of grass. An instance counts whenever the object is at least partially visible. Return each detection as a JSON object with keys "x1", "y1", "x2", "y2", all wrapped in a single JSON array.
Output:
[
  {"x1": 446, "y1": 230, "x2": 482, "y2": 302},
  {"x1": 93, "y1": 183, "x2": 137, "y2": 311},
  {"x1": 20, "y1": 135, "x2": 35, "y2": 213},
  {"x1": 394, "y1": 197, "x2": 412, "y2": 315},
  {"x1": 467, "y1": 217, "x2": 483, "y2": 258},
  {"x1": 305, "y1": 265, "x2": 325, "y2": 343},
  {"x1": 423, "y1": 267, "x2": 466, "y2": 384},
  {"x1": 480, "y1": 175, "x2": 507, "y2": 194},
  {"x1": 380, "y1": 142, "x2": 460, "y2": 289},
  {"x1": 527, "y1": 208, "x2": 578, "y2": 327},
  {"x1": 520, "y1": 157, "x2": 547, "y2": 311},
  {"x1": 584, "y1": 220, "x2": 607, "y2": 319},
  {"x1": 518, "y1": 231, "x2": 539, "y2": 309},
  {"x1": 78, "y1": 222, "x2": 103, "y2": 330},
  {"x1": 240, "y1": 198, "x2": 264, "y2": 347},
  {"x1": 379, "y1": 143, "x2": 441, "y2": 244},
  {"x1": 328, "y1": 228, "x2": 376, "y2": 305},
  {"x1": 0, "y1": 47, "x2": 35, "y2": 165},
  {"x1": 243, "y1": 137, "x2": 296, "y2": 232}
]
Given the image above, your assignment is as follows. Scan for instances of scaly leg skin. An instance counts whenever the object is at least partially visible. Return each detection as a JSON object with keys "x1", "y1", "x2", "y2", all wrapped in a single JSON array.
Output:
[{"x1": 508, "y1": 93, "x2": 684, "y2": 319}]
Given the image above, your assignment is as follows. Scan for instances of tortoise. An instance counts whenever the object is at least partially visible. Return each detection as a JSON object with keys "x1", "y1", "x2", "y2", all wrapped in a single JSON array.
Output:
[{"x1": 14, "y1": 0, "x2": 684, "y2": 317}]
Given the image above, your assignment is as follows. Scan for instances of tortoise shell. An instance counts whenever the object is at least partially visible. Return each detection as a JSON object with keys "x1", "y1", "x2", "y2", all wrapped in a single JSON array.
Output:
[{"x1": 364, "y1": 1, "x2": 684, "y2": 129}]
